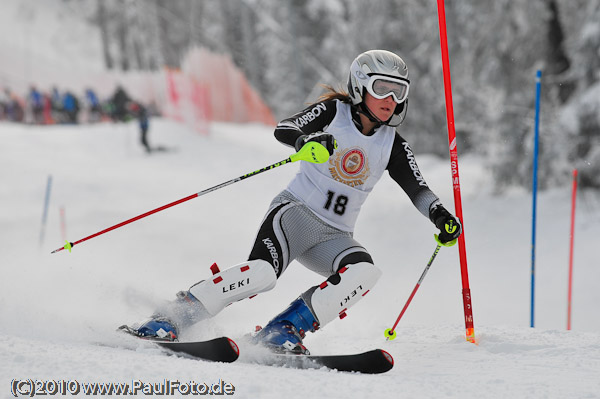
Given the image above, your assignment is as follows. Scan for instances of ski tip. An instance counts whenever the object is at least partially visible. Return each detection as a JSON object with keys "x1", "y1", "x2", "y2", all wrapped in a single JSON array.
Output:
[
  {"x1": 227, "y1": 338, "x2": 240, "y2": 357},
  {"x1": 379, "y1": 349, "x2": 394, "y2": 367},
  {"x1": 204, "y1": 337, "x2": 239, "y2": 363}
]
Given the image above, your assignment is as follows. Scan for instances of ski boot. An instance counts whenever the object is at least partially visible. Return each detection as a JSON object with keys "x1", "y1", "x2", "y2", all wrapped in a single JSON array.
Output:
[
  {"x1": 129, "y1": 317, "x2": 179, "y2": 342},
  {"x1": 122, "y1": 290, "x2": 209, "y2": 342},
  {"x1": 254, "y1": 297, "x2": 319, "y2": 355}
]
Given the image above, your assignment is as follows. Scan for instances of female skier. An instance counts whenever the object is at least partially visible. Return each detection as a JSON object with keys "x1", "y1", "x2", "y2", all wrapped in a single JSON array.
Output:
[{"x1": 128, "y1": 49, "x2": 462, "y2": 354}]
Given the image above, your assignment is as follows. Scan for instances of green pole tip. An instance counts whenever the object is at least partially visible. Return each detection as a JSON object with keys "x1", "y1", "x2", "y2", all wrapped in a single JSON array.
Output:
[
  {"x1": 384, "y1": 328, "x2": 397, "y2": 341},
  {"x1": 64, "y1": 241, "x2": 73, "y2": 253}
]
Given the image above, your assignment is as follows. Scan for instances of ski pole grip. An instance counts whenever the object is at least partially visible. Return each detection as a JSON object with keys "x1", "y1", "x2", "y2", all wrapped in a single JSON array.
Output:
[{"x1": 291, "y1": 142, "x2": 330, "y2": 164}]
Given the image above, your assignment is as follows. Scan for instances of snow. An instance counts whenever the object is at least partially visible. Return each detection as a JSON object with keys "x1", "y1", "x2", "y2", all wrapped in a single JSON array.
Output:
[{"x1": 1, "y1": 119, "x2": 600, "y2": 398}]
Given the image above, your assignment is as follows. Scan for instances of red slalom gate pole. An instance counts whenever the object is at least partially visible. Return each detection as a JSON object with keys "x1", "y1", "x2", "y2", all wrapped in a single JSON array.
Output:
[
  {"x1": 436, "y1": 0, "x2": 476, "y2": 344},
  {"x1": 567, "y1": 169, "x2": 578, "y2": 330}
]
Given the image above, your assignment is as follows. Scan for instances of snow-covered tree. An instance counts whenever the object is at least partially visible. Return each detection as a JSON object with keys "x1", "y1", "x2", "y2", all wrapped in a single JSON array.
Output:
[{"x1": 75, "y1": 0, "x2": 600, "y2": 188}]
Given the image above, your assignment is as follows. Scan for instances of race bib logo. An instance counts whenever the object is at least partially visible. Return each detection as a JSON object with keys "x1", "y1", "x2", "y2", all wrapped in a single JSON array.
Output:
[{"x1": 329, "y1": 147, "x2": 370, "y2": 187}]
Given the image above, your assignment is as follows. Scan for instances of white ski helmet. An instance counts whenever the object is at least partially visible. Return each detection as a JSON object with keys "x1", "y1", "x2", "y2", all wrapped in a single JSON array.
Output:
[{"x1": 347, "y1": 50, "x2": 410, "y2": 126}]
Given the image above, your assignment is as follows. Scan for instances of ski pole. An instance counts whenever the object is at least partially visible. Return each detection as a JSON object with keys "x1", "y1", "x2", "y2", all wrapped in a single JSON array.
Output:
[
  {"x1": 385, "y1": 243, "x2": 442, "y2": 340},
  {"x1": 51, "y1": 142, "x2": 330, "y2": 254}
]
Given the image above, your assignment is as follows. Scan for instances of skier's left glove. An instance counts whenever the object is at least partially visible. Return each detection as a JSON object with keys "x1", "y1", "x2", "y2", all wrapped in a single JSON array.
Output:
[
  {"x1": 295, "y1": 132, "x2": 337, "y2": 156},
  {"x1": 429, "y1": 204, "x2": 462, "y2": 246}
]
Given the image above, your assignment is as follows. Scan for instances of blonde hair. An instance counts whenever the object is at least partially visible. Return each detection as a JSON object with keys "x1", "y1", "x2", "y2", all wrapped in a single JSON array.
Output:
[{"x1": 316, "y1": 84, "x2": 352, "y2": 104}]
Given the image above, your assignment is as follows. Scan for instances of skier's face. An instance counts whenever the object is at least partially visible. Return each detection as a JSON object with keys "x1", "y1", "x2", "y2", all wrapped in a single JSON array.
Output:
[{"x1": 364, "y1": 92, "x2": 396, "y2": 123}]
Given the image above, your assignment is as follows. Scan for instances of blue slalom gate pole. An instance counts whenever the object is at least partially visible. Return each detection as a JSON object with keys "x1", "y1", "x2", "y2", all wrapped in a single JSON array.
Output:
[
  {"x1": 530, "y1": 70, "x2": 542, "y2": 328},
  {"x1": 39, "y1": 175, "x2": 53, "y2": 248}
]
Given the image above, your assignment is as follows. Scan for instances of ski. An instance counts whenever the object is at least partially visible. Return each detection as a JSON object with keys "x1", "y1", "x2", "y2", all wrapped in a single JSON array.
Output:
[
  {"x1": 117, "y1": 324, "x2": 391, "y2": 372},
  {"x1": 155, "y1": 338, "x2": 239, "y2": 363},
  {"x1": 254, "y1": 349, "x2": 394, "y2": 374},
  {"x1": 118, "y1": 325, "x2": 239, "y2": 363}
]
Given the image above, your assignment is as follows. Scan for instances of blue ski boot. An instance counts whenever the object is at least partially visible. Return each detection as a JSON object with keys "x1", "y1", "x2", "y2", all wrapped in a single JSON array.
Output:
[
  {"x1": 125, "y1": 290, "x2": 209, "y2": 342},
  {"x1": 133, "y1": 317, "x2": 179, "y2": 341},
  {"x1": 254, "y1": 297, "x2": 319, "y2": 355}
]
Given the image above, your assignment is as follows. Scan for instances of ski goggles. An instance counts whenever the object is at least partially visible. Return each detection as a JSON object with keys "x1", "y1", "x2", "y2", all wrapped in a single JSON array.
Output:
[{"x1": 366, "y1": 76, "x2": 410, "y2": 104}]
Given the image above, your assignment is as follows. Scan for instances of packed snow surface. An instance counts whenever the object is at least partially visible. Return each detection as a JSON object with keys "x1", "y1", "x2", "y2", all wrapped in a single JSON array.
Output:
[{"x1": 1, "y1": 120, "x2": 599, "y2": 398}]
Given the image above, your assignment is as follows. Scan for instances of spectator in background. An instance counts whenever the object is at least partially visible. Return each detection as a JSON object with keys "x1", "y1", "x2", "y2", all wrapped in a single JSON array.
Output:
[
  {"x1": 111, "y1": 85, "x2": 131, "y2": 122},
  {"x1": 85, "y1": 88, "x2": 102, "y2": 123},
  {"x1": 62, "y1": 91, "x2": 80, "y2": 124},
  {"x1": 137, "y1": 103, "x2": 151, "y2": 153},
  {"x1": 0, "y1": 88, "x2": 8, "y2": 120},
  {"x1": 50, "y1": 87, "x2": 63, "y2": 123},
  {"x1": 129, "y1": 101, "x2": 152, "y2": 153},
  {"x1": 2, "y1": 88, "x2": 24, "y2": 122},
  {"x1": 111, "y1": 85, "x2": 157, "y2": 153},
  {"x1": 42, "y1": 91, "x2": 53, "y2": 124},
  {"x1": 27, "y1": 85, "x2": 44, "y2": 124}
]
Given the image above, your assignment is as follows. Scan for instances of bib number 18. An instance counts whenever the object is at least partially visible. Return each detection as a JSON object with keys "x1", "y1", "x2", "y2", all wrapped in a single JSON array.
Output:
[{"x1": 324, "y1": 191, "x2": 348, "y2": 215}]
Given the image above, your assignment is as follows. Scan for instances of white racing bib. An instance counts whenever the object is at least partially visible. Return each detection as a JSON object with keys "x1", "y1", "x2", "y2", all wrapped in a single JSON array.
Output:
[{"x1": 287, "y1": 100, "x2": 395, "y2": 232}]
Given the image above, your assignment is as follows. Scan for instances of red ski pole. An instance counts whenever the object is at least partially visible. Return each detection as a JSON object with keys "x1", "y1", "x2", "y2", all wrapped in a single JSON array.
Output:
[
  {"x1": 385, "y1": 244, "x2": 442, "y2": 340},
  {"x1": 51, "y1": 142, "x2": 330, "y2": 254}
]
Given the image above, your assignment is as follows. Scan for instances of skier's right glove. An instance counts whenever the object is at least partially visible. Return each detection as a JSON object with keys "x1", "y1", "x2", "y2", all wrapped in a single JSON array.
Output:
[
  {"x1": 429, "y1": 204, "x2": 462, "y2": 246},
  {"x1": 294, "y1": 132, "x2": 337, "y2": 156}
]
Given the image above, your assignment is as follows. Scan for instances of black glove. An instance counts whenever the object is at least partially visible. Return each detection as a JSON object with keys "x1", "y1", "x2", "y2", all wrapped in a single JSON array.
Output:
[
  {"x1": 429, "y1": 204, "x2": 462, "y2": 246},
  {"x1": 294, "y1": 132, "x2": 337, "y2": 155}
]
